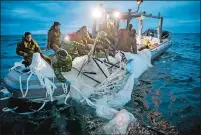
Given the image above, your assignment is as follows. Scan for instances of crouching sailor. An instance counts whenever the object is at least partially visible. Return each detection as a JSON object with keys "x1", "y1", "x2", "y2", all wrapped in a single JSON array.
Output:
[
  {"x1": 61, "y1": 35, "x2": 91, "y2": 60},
  {"x1": 16, "y1": 32, "x2": 51, "y2": 67},
  {"x1": 52, "y1": 49, "x2": 72, "y2": 86}
]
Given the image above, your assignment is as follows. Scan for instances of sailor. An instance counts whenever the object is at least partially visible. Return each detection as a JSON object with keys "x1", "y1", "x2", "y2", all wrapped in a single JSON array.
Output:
[
  {"x1": 46, "y1": 22, "x2": 61, "y2": 52},
  {"x1": 98, "y1": 21, "x2": 117, "y2": 52},
  {"x1": 16, "y1": 32, "x2": 51, "y2": 67},
  {"x1": 129, "y1": 29, "x2": 137, "y2": 54},
  {"x1": 116, "y1": 29, "x2": 128, "y2": 51},
  {"x1": 107, "y1": 23, "x2": 118, "y2": 45},
  {"x1": 95, "y1": 32, "x2": 116, "y2": 58},
  {"x1": 61, "y1": 35, "x2": 92, "y2": 59},
  {"x1": 52, "y1": 48, "x2": 72, "y2": 83},
  {"x1": 71, "y1": 26, "x2": 94, "y2": 45},
  {"x1": 117, "y1": 29, "x2": 137, "y2": 54},
  {"x1": 128, "y1": 24, "x2": 133, "y2": 31}
]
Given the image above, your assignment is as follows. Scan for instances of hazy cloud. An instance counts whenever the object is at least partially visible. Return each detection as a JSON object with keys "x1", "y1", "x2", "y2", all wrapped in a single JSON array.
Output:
[{"x1": 1, "y1": 1, "x2": 200, "y2": 35}]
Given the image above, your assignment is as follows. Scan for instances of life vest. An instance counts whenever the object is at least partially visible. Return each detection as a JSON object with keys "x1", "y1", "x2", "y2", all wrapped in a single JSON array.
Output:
[{"x1": 143, "y1": 39, "x2": 152, "y2": 49}]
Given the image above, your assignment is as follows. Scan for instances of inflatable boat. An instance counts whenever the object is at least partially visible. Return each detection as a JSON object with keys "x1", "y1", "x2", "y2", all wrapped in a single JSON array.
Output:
[
  {"x1": 3, "y1": 5, "x2": 173, "y2": 103},
  {"x1": 3, "y1": 31, "x2": 172, "y2": 102}
]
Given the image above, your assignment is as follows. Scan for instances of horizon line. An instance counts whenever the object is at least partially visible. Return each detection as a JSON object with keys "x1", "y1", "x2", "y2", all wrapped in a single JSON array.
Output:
[{"x1": 1, "y1": 32, "x2": 200, "y2": 36}]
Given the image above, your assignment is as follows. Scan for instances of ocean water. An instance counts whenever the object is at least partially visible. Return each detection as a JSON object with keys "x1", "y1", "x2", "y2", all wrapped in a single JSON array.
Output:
[{"x1": 0, "y1": 33, "x2": 200, "y2": 135}]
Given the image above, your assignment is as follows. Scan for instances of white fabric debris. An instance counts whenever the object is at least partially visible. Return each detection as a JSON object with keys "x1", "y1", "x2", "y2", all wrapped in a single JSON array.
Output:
[
  {"x1": 8, "y1": 48, "x2": 153, "y2": 134},
  {"x1": 30, "y1": 53, "x2": 55, "y2": 78},
  {"x1": 96, "y1": 105, "x2": 119, "y2": 120},
  {"x1": 103, "y1": 109, "x2": 136, "y2": 134}
]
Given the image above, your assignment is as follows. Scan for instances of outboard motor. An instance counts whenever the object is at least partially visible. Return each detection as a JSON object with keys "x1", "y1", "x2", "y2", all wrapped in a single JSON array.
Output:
[
  {"x1": 161, "y1": 30, "x2": 169, "y2": 39},
  {"x1": 142, "y1": 29, "x2": 155, "y2": 37}
]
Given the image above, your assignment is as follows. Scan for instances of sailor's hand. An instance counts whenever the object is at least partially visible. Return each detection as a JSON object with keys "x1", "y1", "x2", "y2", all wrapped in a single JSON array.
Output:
[
  {"x1": 66, "y1": 80, "x2": 71, "y2": 86},
  {"x1": 23, "y1": 52, "x2": 28, "y2": 56},
  {"x1": 132, "y1": 50, "x2": 137, "y2": 54}
]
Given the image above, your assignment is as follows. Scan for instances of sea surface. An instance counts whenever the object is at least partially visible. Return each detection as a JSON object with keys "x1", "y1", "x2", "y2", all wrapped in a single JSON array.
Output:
[{"x1": 0, "y1": 33, "x2": 200, "y2": 135}]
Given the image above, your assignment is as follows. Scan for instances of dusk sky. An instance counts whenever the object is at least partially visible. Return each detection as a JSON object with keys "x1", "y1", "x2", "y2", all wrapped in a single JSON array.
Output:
[{"x1": 1, "y1": 1, "x2": 200, "y2": 35}]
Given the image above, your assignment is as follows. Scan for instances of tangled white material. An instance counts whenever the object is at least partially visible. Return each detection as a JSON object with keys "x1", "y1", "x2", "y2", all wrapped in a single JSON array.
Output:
[{"x1": 3, "y1": 48, "x2": 152, "y2": 134}]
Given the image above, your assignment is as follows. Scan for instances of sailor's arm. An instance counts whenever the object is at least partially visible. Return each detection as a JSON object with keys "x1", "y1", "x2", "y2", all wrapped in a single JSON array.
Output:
[
  {"x1": 46, "y1": 31, "x2": 53, "y2": 50},
  {"x1": 65, "y1": 56, "x2": 73, "y2": 72},
  {"x1": 132, "y1": 38, "x2": 137, "y2": 54},
  {"x1": 33, "y1": 40, "x2": 42, "y2": 54},
  {"x1": 52, "y1": 63, "x2": 66, "y2": 83},
  {"x1": 16, "y1": 42, "x2": 25, "y2": 56}
]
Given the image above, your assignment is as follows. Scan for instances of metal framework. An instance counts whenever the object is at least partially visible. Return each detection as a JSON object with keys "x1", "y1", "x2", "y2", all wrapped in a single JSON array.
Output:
[{"x1": 92, "y1": 8, "x2": 163, "y2": 43}]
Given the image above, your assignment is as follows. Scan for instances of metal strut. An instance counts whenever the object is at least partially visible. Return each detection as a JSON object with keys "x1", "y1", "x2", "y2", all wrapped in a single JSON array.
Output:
[
  {"x1": 93, "y1": 58, "x2": 108, "y2": 78},
  {"x1": 73, "y1": 67, "x2": 101, "y2": 84}
]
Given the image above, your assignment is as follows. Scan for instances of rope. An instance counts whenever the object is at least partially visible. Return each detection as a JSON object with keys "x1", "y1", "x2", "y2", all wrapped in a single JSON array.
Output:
[
  {"x1": 62, "y1": 83, "x2": 69, "y2": 94},
  {"x1": 0, "y1": 96, "x2": 11, "y2": 100},
  {"x1": 19, "y1": 71, "x2": 33, "y2": 97},
  {"x1": 6, "y1": 59, "x2": 57, "y2": 115},
  {"x1": 71, "y1": 85, "x2": 96, "y2": 108},
  {"x1": 64, "y1": 92, "x2": 70, "y2": 105},
  {"x1": 0, "y1": 88, "x2": 12, "y2": 100}
]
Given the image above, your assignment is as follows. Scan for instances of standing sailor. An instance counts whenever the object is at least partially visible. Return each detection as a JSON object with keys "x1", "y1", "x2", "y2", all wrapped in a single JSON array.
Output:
[
  {"x1": 128, "y1": 29, "x2": 137, "y2": 54},
  {"x1": 16, "y1": 32, "x2": 51, "y2": 67},
  {"x1": 46, "y1": 22, "x2": 61, "y2": 52},
  {"x1": 117, "y1": 29, "x2": 137, "y2": 54}
]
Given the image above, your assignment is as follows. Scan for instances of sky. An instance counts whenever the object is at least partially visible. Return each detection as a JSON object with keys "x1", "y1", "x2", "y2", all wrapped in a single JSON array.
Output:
[{"x1": 1, "y1": 1, "x2": 200, "y2": 35}]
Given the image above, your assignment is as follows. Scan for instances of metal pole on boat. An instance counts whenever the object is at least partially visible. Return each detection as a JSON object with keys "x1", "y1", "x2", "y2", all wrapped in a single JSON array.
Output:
[
  {"x1": 92, "y1": 20, "x2": 97, "y2": 38},
  {"x1": 117, "y1": 19, "x2": 120, "y2": 30},
  {"x1": 126, "y1": 9, "x2": 132, "y2": 30},
  {"x1": 138, "y1": 17, "x2": 143, "y2": 45},
  {"x1": 158, "y1": 17, "x2": 163, "y2": 43}
]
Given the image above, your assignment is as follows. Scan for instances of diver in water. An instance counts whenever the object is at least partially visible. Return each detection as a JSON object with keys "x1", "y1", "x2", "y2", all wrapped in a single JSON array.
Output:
[
  {"x1": 16, "y1": 32, "x2": 51, "y2": 67},
  {"x1": 46, "y1": 22, "x2": 61, "y2": 52},
  {"x1": 51, "y1": 48, "x2": 72, "y2": 84}
]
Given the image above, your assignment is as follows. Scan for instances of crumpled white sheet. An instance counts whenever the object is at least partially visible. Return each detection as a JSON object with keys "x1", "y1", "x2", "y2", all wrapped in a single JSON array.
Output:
[
  {"x1": 95, "y1": 73, "x2": 135, "y2": 109},
  {"x1": 94, "y1": 49, "x2": 152, "y2": 134},
  {"x1": 95, "y1": 49, "x2": 152, "y2": 108},
  {"x1": 17, "y1": 50, "x2": 152, "y2": 134},
  {"x1": 124, "y1": 49, "x2": 152, "y2": 79},
  {"x1": 30, "y1": 53, "x2": 55, "y2": 78},
  {"x1": 103, "y1": 109, "x2": 136, "y2": 134},
  {"x1": 96, "y1": 105, "x2": 119, "y2": 120}
]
